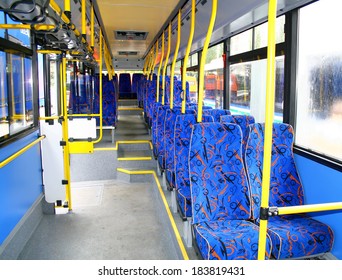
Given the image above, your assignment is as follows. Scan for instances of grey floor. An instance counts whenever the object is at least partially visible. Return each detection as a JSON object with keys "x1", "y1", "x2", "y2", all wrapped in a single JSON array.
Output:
[{"x1": 19, "y1": 101, "x2": 198, "y2": 260}]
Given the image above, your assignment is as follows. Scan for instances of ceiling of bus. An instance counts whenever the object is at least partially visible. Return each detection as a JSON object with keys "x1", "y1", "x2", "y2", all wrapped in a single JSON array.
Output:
[
  {"x1": 90, "y1": 0, "x2": 313, "y2": 70},
  {"x1": 94, "y1": 0, "x2": 181, "y2": 61}
]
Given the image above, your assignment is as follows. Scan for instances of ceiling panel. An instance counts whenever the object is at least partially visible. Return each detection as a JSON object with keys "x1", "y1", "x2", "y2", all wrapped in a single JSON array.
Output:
[{"x1": 97, "y1": 0, "x2": 181, "y2": 59}]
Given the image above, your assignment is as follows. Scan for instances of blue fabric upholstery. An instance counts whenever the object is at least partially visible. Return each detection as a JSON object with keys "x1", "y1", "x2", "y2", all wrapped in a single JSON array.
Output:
[
  {"x1": 220, "y1": 115, "x2": 255, "y2": 158},
  {"x1": 174, "y1": 114, "x2": 213, "y2": 218},
  {"x1": 175, "y1": 114, "x2": 197, "y2": 218},
  {"x1": 164, "y1": 107, "x2": 182, "y2": 189},
  {"x1": 207, "y1": 109, "x2": 231, "y2": 122},
  {"x1": 245, "y1": 123, "x2": 334, "y2": 259},
  {"x1": 156, "y1": 105, "x2": 170, "y2": 170},
  {"x1": 119, "y1": 73, "x2": 132, "y2": 99},
  {"x1": 152, "y1": 102, "x2": 162, "y2": 157},
  {"x1": 194, "y1": 220, "x2": 267, "y2": 260},
  {"x1": 93, "y1": 74, "x2": 118, "y2": 126},
  {"x1": 190, "y1": 122, "x2": 271, "y2": 260}
]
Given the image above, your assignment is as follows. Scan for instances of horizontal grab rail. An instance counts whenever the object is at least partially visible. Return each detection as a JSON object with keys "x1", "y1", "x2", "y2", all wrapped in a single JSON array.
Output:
[
  {"x1": 0, "y1": 135, "x2": 46, "y2": 168},
  {"x1": 277, "y1": 202, "x2": 342, "y2": 215}
]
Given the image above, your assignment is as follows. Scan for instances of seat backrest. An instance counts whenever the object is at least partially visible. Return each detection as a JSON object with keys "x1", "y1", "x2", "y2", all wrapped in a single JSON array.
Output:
[
  {"x1": 245, "y1": 123, "x2": 304, "y2": 220},
  {"x1": 207, "y1": 109, "x2": 231, "y2": 122},
  {"x1": 156, "y1": 105, "x2": 170, "y2": 159},
  {"x1": 220, "y1": 115, "x2": 255, "y2": 157},
  {"x1": 164, "y1": 107, "x2": 182, "y2": 174},
  {"x1": 174, "y1": 114, "x2": 213, "y2": 195},
  {"x1": 190, "y1": 122, "x2": 251, "y2": 224},
  {"x1": 119, "y1": 73, "x2": 131, "y2": 97}
]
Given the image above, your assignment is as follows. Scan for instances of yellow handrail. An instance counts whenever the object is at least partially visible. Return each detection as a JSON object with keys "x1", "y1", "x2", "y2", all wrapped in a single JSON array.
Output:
[
  {"x1": 64, "y1": 0, "x2": 71, "y2": 17},
  {"x1": 156, "y1": 32, "x2": 165, "y2": 102},
  {"x1": 0, "y1": 136, "x2": 46, "y2": 169},
  {"x1": 61, "y1": 56, "x2": 72, "y2": 211},
  {"x1": 91, "y1": 4, "x2": 95, "y2": 49},
  {"x1": 81, "y1": 0, "x2": 86, "y2": 40},
  {"x1": 37, "y1": 50, "x2": 62, "y2": 54},
  {"x1": 257, "y1": 0, "x2": 277, "y2": 260},
  {"x1": 278, "y1": 202, "x2": 342, "y2": 215},
  {"x1": 170, "y1": 10, "x2": 181, "y2": 110},
  {"x1": 0, "y1": 24, "x2": 56, "y2": 31},
  {"x1": 93, "y1": 32, "x2": 103, "y2": 144},
  {"x1": 150, "y1": 41, "x2": 158, "y2": 81},
  {"x1": 197, "y1": 0, "x2": 217, "y2": 123},
  {"x1": 182, "y1": 0, "x2": 196, "y2": 114},
  {"x1": 162, "y1": 23, "x2": 172, "y2": 105}
]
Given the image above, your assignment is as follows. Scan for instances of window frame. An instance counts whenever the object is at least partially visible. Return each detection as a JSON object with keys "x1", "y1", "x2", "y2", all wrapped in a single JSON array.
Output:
[
  {"x1": 0, "y1": 21, "x2": 39, "y2": 147},
  {"x1": 285, "y1": 6, "x2": 342, "y2": 171}
]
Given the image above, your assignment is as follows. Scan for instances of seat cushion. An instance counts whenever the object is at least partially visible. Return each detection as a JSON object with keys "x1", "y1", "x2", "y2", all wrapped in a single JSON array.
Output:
[
  {"x1": 194, "y1": 219, "x2": 272, "y2": 260},
  {"x1": 267, "y1": 214, "x2": 334, "y2": 259}
]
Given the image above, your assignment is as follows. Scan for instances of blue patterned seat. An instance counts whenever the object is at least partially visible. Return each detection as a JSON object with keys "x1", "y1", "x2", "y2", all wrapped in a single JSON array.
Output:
[
  {"x1": 174, "y1": 114, "x2": 214, "y2": 219},
  {"x1": 119, "y1": 73, "x2": 132, "y2": 99},
  {"x1": 245, "y1": 123, "x2": 334, "y2": 259},
  {"x1": 190, "y1": 122, "x2": 272, "y2": 260},
  {"x1": 220, "y1": 115, "x2": 255, "y2": 158},
  {"x1": 207, "y1": 109, "x2": 231, "y2": 122},
  {"x1": 151, "y1": 102, "x2": 162, "y2": 157},
  {"x1": 156, "y1": 105, "x2": 170, "y2": 170},
  {"x1": 164, "y1": 107, "x2": 182, "y2": 189}
]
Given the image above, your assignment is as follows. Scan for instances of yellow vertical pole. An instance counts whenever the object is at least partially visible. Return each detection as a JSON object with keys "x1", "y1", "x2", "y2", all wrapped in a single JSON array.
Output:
[
  {"x1": 93, "y1": 32, "x2": 103, "y2": 144},
  {"x1": 257, "y1": 0, "x2": 278, "y2": 260},
  {"x1": 147, "y1": 52, "x2": 153, "y2": 81},
  {"x1": 170, "y1": 11, "x2": 181, "y2": 110},
  {"x1": 150, "y1": 41, "x2": 158, "y2": 81},
  {"x1": 182, "y1": 0, "x2": 195, "y2": 114},
  {"x1": 162, "y1": 23, "x2": 171, "y2": 105},
  {"x1": 61, "y1": 56, "x2": 72, "y2": 211},
  {"x1": 197, "y1": 0, "x2": 217, "y2": 123},
  {"x1": 91, "y1": 4, "x2": 95, "y2": 50},
  {"x1": 156, "y1": 32, "x2": 165, "y2": 102},
  {"x1": 143, "y1": 56, "x2": 148, "y2": 76},
  {"x1": 64, "y1": 0, "x2": 71, "y2": 19},
  {"x1": 81, "y1": 0, "x2": 86, "y2": 41}
]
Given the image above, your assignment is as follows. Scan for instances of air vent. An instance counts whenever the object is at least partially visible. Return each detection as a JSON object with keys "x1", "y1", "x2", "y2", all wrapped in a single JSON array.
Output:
[
  {"x1": 115, "y1": 30, "x2": 148, "y2": 40},
  {"x1": 118, "y1": 51, "x2": 138, "y2": 56}
]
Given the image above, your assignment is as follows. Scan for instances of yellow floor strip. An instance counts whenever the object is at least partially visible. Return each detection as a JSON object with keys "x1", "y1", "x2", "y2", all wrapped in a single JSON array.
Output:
[
  {"x1": 118, "y1": 107, "x2": 143, "y2": 111},
  {"x1": 117, "y1": 157, "x2": 152, "y2": 161},
  {"x1": 117, "y1": 168, "x2": 189, "y2": 260},
  {"x1": 93, "y1": 147, "x2": 117, "y2": 151},
  {"x1": 94, "y1": 140, "x2": 152, "y2": 152}
]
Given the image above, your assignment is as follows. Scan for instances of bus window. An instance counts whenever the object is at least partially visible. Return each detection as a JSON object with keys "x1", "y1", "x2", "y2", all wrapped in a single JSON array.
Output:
[
  {"x1": 296, "y1": 0, "x2": 342, "y2": 162},
  {"x1": 0, "y1": 12, "x2": 5, "y2": 39},
  {"x1": 204, "y1": 43, "x2": 224, "y2": 109},
  {"x1": 186, "y1": 53, "x2": 198, "y2": 103},
  {"x1": 0, "y1": 51, "x2": 8, "y2": 138},
  {"x1": 6, "y1": 15, "x2": 31, "y2": 49},
  {"x1": 229, "y1": 56, "x2": 284, "y2": 122}
]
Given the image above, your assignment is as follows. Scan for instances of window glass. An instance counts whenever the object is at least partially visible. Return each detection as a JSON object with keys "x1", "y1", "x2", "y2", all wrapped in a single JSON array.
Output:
[
  {"x1": 24, "y1": 57, "x2": 33, "y2": 125},
  {"x1": 185, "y1": 53, "x2": 199, "y2": 103},
  {"x1": 204, "y1": 43, "x2": 224, "y2": 109},
  {"x1": 6, "y1": 16, "x2": 31, "y2": 48},
  {"x1": 0, "y1": 51, "x2": 9, "y2": 138},
  {"x1": 296, "y1": 0, "x2": 342, "y2": 161},
  {"x1": 38, "y1": 54, "x2": 45, "y2": 116},
  {"x1": 9, "y1": 54, "x2": 25, "y2": 134},
  {"x1": 229, "y1": 56, "x2": 284, "y2": 122},
  {"x1": 174, "y1": 60, "x2": 182, "y2": 80},
  {"x1": 187, "y1": 53, "x2": 198, "y2": 68},
  {"x1": 186, "y1": 69, "x2": 198, "y2": 104},
  {"x1": 49, "y1": 59, "x2": 59, "y2": 116},
  {"x1": 0, "y1": 12, "x2": 5, "y2": 39},
  {"x1": 254, "y1": 15, "x2": 285, "y2": 49},
  {"x1": 230, "y1": 29, "x2": 253, "y2": 56}
]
